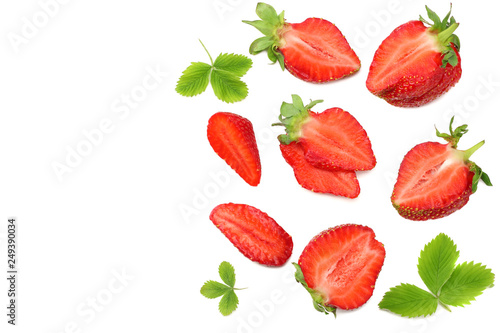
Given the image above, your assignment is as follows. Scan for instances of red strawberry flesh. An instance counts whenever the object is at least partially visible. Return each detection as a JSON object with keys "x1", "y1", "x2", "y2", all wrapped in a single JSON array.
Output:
[
  {"x1": 279, "y1": 18, "x2": 361, "y2": 82},
  {"x1": 210, "y1": 203, "x2": 293, "y2": 266},
  {"x1": 391, "y1": 142, "x2": 472, "y2": 220},
  {"x1": 299, "y1": 109, "x2": 376, "y2": 171},
  {"x1": 280, "y1": 141, "x2": 360, "y2": 198},
  {"x1": 207, "y1": 112, "x2": 261, "y2": 186},
  {"x1": 298, "y1": 224, "x2": 385, "y2": 310}
]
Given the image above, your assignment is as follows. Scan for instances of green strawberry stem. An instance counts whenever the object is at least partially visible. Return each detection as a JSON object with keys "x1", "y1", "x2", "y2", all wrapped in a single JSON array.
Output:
[
  {"x1": 438, "y1": 300, "x2": 452, "y2": 312},
  {"x1": 462, "y1": 140, "x2": 485, "y2": 161},
  {"x1": 437, "y1": 23, "x2": 459, "y2": 46},
  {"x1": 199, "y1": 39, "x2": 214, "y2": 65}
]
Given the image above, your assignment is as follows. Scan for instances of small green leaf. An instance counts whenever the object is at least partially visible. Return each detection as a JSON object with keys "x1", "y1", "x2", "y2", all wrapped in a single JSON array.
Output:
[
  {"x1": 255, "y1": 2, "x2": 279, "y2": 25},
  {"x1": 304, "y1": 99, "x2": 324, "y2": 111},
  {"x1": 219, "y1": 290, "x2": 239, "y2": 316},
  {"x1": 175, "y1": 62, "x2": 212, "y2": 97},
  {"x1": 425, "y1": 5, "x2": 442, "y2": 28},
  {"x1": 274, "y1": 48, "x2": 285, "y2": 70},
  {"x1": 439, "y1": 261, "x2": 495, "y2": 307},
  {"x1": 213, "y1": 53, "x2": 252, "y2": 77},
  {"x1": 379, "y1": 283, "x2": 438, "y2": 318},
  {"x1": 280, "y1": 102, "x2": 299, "y2": 117},
  {"x1": 418, "y1": 233, "x2": 460, "y2": 296},
  {"x1": 242, "y1": 19, "x2": 274, "y2": 35},
  {"x1": 267, "y1": 46, "x2": 277, "y2": 63},
  {"x1": 210, "y1": 69, "x2": 248, "y2": 103},
  {"x1": 200, "y1": 280, "x2": 231, "y2": 299},
  {"x1": 249, "y1": 36, "x2": 275, "y2": 55},
  {"x1": 481, "y1": 171, "x2": 493, "y2": 186},
  {"x1": 219, "y1": 261, "x2": 236, "y2": 288},
  {"x1": 291, "y1": 94, "x2": 304, "y2": 110}
]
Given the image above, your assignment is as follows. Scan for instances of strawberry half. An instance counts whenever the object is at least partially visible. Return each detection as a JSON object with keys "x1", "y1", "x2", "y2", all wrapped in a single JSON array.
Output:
[
  {"x1": 207, "y1": 112, "x2": 261, "y2": 186},
  {"x1": 366, "y1": 5, "x2": 462, "y2": 107},
  {"x1": 274, "y1": 95, "x2": 376, "y2": 171},
  {"x1": 392, "y1": 117, "x2": 492, "y2": 221},
  {"x1": 243, "y1": 2, "x2": 360, "y2": 83},
  {"x1": 280, "y1": 141, "x2": 360, "y2": 198},
  {"x1": 209, "y1": 203, "x2": 293, "y2": 266},
  {"x1": 294, "y1": 224, "x2": 385, "y2": 314}
]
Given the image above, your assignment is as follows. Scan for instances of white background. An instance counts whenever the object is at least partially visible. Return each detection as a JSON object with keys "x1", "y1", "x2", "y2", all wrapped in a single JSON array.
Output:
[{"x1": 1, "y1": 0, "x2": 499, "y2": 332}]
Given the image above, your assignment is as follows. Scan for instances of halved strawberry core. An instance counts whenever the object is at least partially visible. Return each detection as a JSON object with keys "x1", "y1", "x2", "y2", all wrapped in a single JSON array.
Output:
[
  {"x1": 366, "y1": 21, "x2": 443, "y2": 97},
  {"x1": 299, "y1": 109, "x2": 376, "y2": 171},
  {"x1": 299, "y1": 225, "x2": 385, "y2": 310},
  {"x1": 392, "y1": 142, "x2": 469, "y2": 210}
]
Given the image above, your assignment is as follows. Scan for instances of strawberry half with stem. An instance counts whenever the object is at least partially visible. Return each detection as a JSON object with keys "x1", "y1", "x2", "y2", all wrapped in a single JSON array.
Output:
[
  {"x1": 243, "y1": 2, "x2": 360, "y2": 83},
  {"x1": 280, "y1": 141, "x2": 360, "y2": 198},
  {"x1": 294, "y1": 224, "x2": 386, "y2": 314},
  {"x1": 366, "y1": 5, "x2": 462, "y2": 107},
  {"x1": 210, "y1": 203, "x2": 293, "y2": 266},
  {"x1": 274, "y1": 95, "x2": 376, "y2": 171},
  {"x1": 207, "y1": 112, "x2": 261, "y2": 186},
  {"x1": 392, "y1": 117, "x2": 492, "y2": 221}
]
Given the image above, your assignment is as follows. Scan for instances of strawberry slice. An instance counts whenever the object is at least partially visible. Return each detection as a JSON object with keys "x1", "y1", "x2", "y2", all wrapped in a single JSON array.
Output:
[
  {"x1": 280, "y1": 141, "x2": 360, "y2": 198},
  {"x1": 295, "y1": 224, "x2": 385, "y2": 314},
  {"x1": 274, "y1": 95, "x2": 376, "y2": 171},
  {"x1": 366, "y1": 5, "x2": 462, "y2": 107},
  {"x1": 207, "y1": 112, "x2": 261, "y2": 186},
  {"x1": 209, "y1": 203, "x2": 293, "y2": 266},
  {"x1": 244, "y1": 3, "x2": 360, "y2": 83},
  {"x1": 392, "y1": 117, "x2": 492, "y2": 220}
]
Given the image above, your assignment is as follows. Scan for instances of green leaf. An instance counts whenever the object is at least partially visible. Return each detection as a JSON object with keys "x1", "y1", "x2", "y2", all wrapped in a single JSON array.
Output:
[
  {"x1": 249, "y1": 36, "x2": 275, "y2": 55},
  {"x1": 304, "y1": 99, "x2": 324, "y2": 111},
  {"x1": 280, "y1": 102, "x2": 299, "y2": 117},
  {"x1": 439, "y1": 261, "x2": 495, "y2": 307},
  {"x1": 210, "y1": 69, "x2": 248, "y2": 103},
  {"x1": 213, "y1": 53, "x2": 252, "y2": 77},
  {"x1": 219, "y1": 261, "x2": 236, "y2": 288},
  {"x1": 291, "y1": 94, "x2": 304, "y2": 110},
  {"x1": 200, "y1": 280, "x2": 230, "y2": 299},
  {"x1": 219, "y1": 290, "x2": 239, "y2": 316},
  {"x1": 242, "y1": 19, "x2": 274, "y2": 35},
  {"x1": 418, "y1": 233, "x2": 460, "y2": 296},
  {"x1": 255, "y1": 2, "x2": 279, "y2": 25},
  {"x1": 175, "y1": 62, "x2": 212, "y2": 97},
  {"x1": 425, "y1": 5, "x2": 442, "y2": 29},
  {"x1": 379, "y1": 283, "x2": 438, "y2": 318}
]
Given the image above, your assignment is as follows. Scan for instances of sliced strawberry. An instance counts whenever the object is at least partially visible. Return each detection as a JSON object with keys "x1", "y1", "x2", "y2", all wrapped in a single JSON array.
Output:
[
  {"x1": 280, "y1": 141, "x2": 360, "y2": 198},
  {"x1": 209, "y1": 203, "x2": 293, "y2": 266},
  {"x1": 392, "y1": 118, "x2": 492, "y2": 220},
  {"x1": 207, "y1": 112, "x2": 261, "y2": 186},
  {"x1": 244, "y1": 3, "x2": 360, "y2": 83},
  {"x1": 366, "y1": 5, "x2": 462, "y2": 107},
  {"x1": 274, "y1": 95, "x2": 376, "y2": 171},
  {"x1": 295, "y1": 224, "x2": 385, "y2": 313}
]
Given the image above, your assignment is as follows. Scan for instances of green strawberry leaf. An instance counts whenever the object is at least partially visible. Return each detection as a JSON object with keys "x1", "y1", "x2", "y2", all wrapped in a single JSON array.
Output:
[
  {"x1": 176, "y1": 40, "x2": 252, "y2": 103},
  {"x1": 219, "y1": 290, "x2": 239, "y2": 316},
  {"x1": 418, "y1": 233, "x2": 460, "y2": 296},
  {"x1": 379, "y1": 283, "x2": 438, "y2": 318},
  {"x1": 381, "y1": 234, "x2": 495, "y2": 318},
  {"x1": 219, "y1": 261, "x2": 236, "y2": 288},
  {"x1": 210, "y1": 69, "x2": 248, "y2": 104},
  {"x1": 213, "y1": 53, "x2": 253, "y2": 77},
  {"x1": 200, "y1": 261, "x2": 245, "y2": 316},
  {"x1": 175, "y1": 62, "x2": 211, "y2": 97},
  {"x1": 200, "y1": 280, "x2": 231, "y2": 299},
  {"x1": 439, "y1": 261, "x2": 495, "y2": 307}
]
